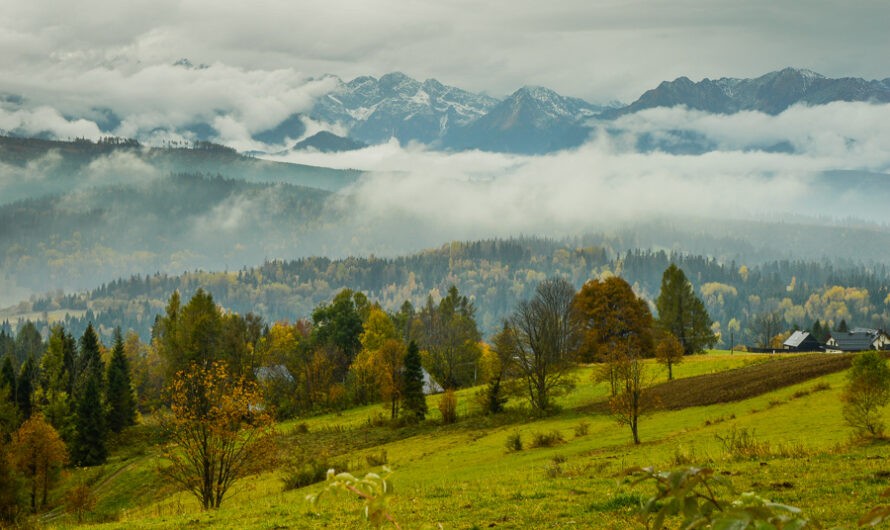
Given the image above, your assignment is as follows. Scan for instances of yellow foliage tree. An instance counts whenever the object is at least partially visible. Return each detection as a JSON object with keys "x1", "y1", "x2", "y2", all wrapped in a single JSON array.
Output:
[
  {"x1": 10, "y1": 414, "x2": 67, "y2": 513},
  {"x1": 161, "y1": 361, "x2": 275, "y2": 510}
]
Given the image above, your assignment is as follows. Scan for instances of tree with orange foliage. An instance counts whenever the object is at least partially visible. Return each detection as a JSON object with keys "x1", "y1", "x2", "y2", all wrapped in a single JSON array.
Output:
[
  {"x1": 573, "y1": 276, "x2": 654, "y2": 395},
  {"x1": 160, "y1": 361, "x2": 275, "y2": 510},
  {"x1": 10, "y1": 414, "x2": 67, "y2": 513},
  {"x1": 655, "y1": 333, "x2": 684, "y2": 380}
]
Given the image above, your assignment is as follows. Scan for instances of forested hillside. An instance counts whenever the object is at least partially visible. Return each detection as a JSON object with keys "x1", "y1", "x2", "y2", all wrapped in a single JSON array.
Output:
[
  {"x1": 0, "y1": 173, "x2": 333, "y2": 297},
  {"x1": 5, "y1": 238, "x2": 889, "y2": 347}
]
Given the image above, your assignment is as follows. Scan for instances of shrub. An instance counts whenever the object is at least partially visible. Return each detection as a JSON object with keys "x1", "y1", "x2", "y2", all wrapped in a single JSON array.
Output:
[
  {"x1": 544, "y1": 462, "x2": 563, "y2": 479},
  {"x1": 574, "y1": 421, "x2": 590, "y2": 437},
  {"x1": 529, "y1": 430, "x2": 565, "y2": 448},
  {"x1": 624, "y1": 467, "x2": 809, "y2": 529},
  {"x1": 283, "y1": 451, "x2": 347, "y2": 491},
  {"x1": 715, "y1": 427, "x2": 770, "y2": 460},
  {"x1": 65, "y1": 483, "x2": 97, "y2": 523},
  {"x1": 505, "y1": 432, "x2": 523, "y2": 452},
  {"x1": 843, "y1": 351, "x2": 890, "y2": 438},
  {"x1": 365, "y1": 449, "x2": 388, "y2": 468},
  {"x1": 438, "y1": 390, "x2": 458, "y2": 424}
]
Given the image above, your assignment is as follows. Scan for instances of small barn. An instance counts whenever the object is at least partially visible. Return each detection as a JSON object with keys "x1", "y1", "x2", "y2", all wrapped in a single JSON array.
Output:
[
  {"x1": 824, "y1": 328, "x2": 890, "y2": 353},
  {"x1": 782, "y1": 331, "x2": 822, "y2": 352}
]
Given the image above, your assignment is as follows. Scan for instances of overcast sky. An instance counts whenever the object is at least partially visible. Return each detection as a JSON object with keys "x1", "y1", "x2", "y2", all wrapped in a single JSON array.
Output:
[{"x1": 2, "y1": 0, "x2": 889, "y2": 105}]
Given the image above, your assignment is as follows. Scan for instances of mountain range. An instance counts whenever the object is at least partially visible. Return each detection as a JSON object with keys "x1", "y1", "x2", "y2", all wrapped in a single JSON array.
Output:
[{"x1": 3, "y1": 68, "x2": 890, "y2": 156}]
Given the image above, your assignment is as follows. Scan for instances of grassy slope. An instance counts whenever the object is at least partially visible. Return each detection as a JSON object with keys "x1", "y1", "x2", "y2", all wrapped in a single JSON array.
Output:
[{"x1": 53, "y1": 352, "x2": 890, "y2": 529}]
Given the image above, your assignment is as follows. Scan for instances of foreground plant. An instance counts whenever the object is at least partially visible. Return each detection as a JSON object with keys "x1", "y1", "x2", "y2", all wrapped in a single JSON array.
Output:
[
  {"x1": 308, "y1": 467, "x2": 400, "y2": 528},
  {"x1": 624, "y1": 466, "x2": 811, "y2": 529}
]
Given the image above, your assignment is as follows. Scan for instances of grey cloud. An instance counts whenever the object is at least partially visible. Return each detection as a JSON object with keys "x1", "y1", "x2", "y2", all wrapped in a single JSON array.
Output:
[{"x1": 2, "y1": 0, "x2": 889, "y2": 105}]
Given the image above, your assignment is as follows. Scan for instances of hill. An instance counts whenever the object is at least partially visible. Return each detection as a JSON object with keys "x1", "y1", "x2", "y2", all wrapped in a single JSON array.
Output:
[
  {"x1": 47, "y1": 352, "x2": 890, "y2": 528},
  {"x1": 0, "y1": 135, "x2": 360, "y2": 205},
  {"x1": 6, "y1": 236, "x2": 890, "y2": 351},
  {"x1": 0, "y1": 172, "x2": 333, "y2": 300}
]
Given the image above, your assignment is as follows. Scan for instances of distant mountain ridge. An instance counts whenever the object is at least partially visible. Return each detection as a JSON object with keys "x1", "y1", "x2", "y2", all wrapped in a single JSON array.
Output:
[
  {"x1": 282, "y1": 68, "x2": 890, "y2": 154},
  {"x1": 4, "y1": 67, "x2": 889, "y2": 155},
  {"x1": 604, "y1": 67, "x2": 890, "y2": 117}
]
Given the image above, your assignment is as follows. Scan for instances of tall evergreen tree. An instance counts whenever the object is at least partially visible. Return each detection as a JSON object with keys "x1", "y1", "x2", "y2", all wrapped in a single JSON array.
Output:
[
  {"x1": 14, "y1": 323, "x2": 42, "y2": 366},
  {"x1": 0, "y1": 356, "x2": 15, "y2": 403},
  {"x1": 41, "y1": 326, "x2": 76, "y2": 399},
  {"x1": 16, "y1": 356, "x2": 36, "y2": 420},
  {"x1": 0, "y1": 331, "x2": 14, "y2": 363},
  {"x1": 812, "y1": 320, "x2": 824, "y2": 342},
  {"x1": 77, "y1": 323, "x2": 104, "y2": 392},
  {"x1": 106, "y1": 328, "x2": 137, "y2": 433},
  {"x1": 72, "y1": 373, "x2": 107, "y2": 466},
  {"x1": 401, "y1": 341, "x2": 427, "y2": 422},
  {"x1": 655, "y1": 264, "x2": 717, "y2": 355},
  {"x1": 837, "y1": 319, "x2": 849, "y2": 333}
]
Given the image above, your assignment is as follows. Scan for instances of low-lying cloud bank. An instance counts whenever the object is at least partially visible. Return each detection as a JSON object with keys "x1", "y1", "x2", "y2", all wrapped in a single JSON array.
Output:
[{"x1": 266, "y1": 102, "x2": 890, "y2": 243}]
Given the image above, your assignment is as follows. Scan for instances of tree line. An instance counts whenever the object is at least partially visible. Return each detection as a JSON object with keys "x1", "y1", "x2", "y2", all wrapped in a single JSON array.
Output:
[{"x1": 11, "y1": 239, "x2": 890, "y2": 355}]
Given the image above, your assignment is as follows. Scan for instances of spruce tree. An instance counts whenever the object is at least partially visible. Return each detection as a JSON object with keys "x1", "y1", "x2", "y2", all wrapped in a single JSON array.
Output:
[
  {"x1": 812, "y1": 320, "x2": 824, "y2": 342},
  {"x1": 837, "y1": 319, "x2": 849, "y2": 333},
  {"x1": 72, "y1": 373, "x2": 107, "y2": 466},
  {"x1": 77, "y1": 324, "x2": 104, "y2": 391},
  {"x1": 0, "y1": 356, "x2": 15, "y2": 402},
  {"x1": 401, "y1": 341, "x2": 427, "y2": 422},
  {"x1": 106, "y1": 328, "x2": 136, "y2": 433},
  {"x1": 16, "y1": 356, "x2": 36, "y2": 420},
  {"x1": 655, "y1": 264, "x2": 717, "y2": 355}
]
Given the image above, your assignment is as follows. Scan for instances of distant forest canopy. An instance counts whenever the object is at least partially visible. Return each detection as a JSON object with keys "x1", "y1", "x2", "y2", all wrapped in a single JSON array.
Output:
[{"x1": 4, "y1": 237, "x2": 890, "y2": 348}]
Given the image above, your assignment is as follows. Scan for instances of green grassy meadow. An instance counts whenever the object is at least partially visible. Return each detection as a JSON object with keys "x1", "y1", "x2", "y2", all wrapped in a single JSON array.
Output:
[{"x1": 48, "y1": 352, "x2": 890, "y2": 529}]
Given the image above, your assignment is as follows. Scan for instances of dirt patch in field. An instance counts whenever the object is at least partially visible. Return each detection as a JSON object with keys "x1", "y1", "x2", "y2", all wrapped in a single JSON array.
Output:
[{"x1": 587, "y1": 354, "x2": 855, "y2": 413}]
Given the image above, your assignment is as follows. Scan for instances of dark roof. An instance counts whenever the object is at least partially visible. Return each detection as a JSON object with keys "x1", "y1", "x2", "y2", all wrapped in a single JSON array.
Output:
[
  {"x1": 783, "y1": 331, "x2": 812, "y2": 348},
  {"x1": 829, "y1": 329, "x2": 879, "y2": 351}
]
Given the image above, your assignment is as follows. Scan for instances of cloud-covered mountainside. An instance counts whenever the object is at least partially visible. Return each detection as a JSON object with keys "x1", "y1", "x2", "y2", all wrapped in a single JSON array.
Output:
[
  {"x1": 4, "y1": 65, "x2": 890, "y2": 155},
  {"x1": 2, "y1": 67, "x2": 890, "y2": 311}
]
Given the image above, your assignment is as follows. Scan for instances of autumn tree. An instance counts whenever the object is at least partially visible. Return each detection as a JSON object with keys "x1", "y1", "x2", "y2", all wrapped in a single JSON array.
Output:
[
  {"x1": 655, "y1": 264, "x2": 716, "y2": 355},
  {"x1": 161, "y1": 361, "x2": 275, "y2": 509},
  {"x1": 106, "y1": 328, "x2": 137, "y2": 433},
  {"x1": 507, "y1": 278, "x2": 581, "y2": 413},
  {"x1": 572, "y1": 277, "x2": 654, "y2": 395},
  {"x1": 415, "y1": 286, "x2": 482, "y2": 389},
  {"x1": 655, "y1": 332, "x2": 684, "y2": 380},
  {"x1": 609, "y1": 348, "x2": 656, "y2": 445},
  {"x1": 842, "y1": 351, "x2": 890, "y2": 438},
  {"x1": 356, "y1": 307, "x2": 406, "y2": 418},
  {"x1": 401, "y1": 341, "x2": 427, "y2": 423},
  {"x1": 10, "y1": 414, "x2": 67, "y2": 513}
]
